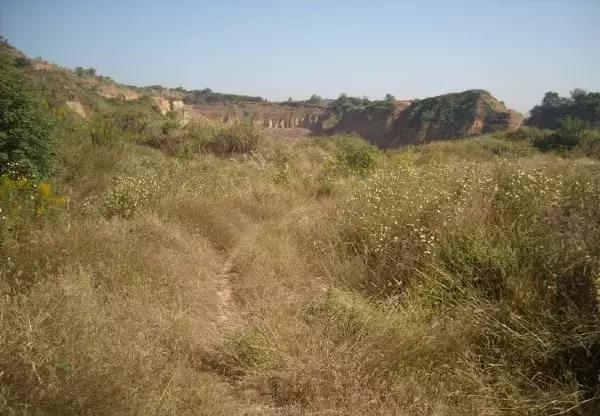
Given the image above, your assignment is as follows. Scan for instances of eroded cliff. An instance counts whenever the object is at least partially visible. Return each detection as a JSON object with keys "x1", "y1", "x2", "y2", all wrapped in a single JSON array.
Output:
[{"x1": 329, "y1": 90, "x2": 523, "y2": 147}]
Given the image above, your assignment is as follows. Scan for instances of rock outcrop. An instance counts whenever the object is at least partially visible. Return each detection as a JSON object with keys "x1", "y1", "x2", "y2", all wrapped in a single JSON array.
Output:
[
  {"x1": 32, "y1": 62, "x2": 54, "y2": 71},
  {"x1": 171, "y1": 100, "x2": 185, "y2": 111},
  {"x1": 66, "y1": 100, "x2": 86, "y2": 118},
  {"x1": 152, "y1": 96, "x2": 172, "y2": 115},
  {"x1": 150, "y1": 98, "x2": 191, "y2": 126},
  {"x1": 97, "y1": 84, "x2": 140, "y2": 101}
]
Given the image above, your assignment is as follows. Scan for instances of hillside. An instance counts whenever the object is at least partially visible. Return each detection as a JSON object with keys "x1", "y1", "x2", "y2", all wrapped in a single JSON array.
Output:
[
  {"x1": 0, "y1": 42, "x2": 326, "y2": 133},
  {"x1": 0, "y1": 43, "x2": 527, "y2": 148},
  {"x1": 328, "y1": 90, "x2": 523, "y2": 147}
]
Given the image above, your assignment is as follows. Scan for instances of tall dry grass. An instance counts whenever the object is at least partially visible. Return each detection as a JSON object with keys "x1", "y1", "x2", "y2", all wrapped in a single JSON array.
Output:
[{"x1": 2, "y1": 123, "x2": 600, "y2": 415}]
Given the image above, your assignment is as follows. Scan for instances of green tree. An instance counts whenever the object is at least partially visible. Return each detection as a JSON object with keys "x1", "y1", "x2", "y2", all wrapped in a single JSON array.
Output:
[
  {"x1": 571, "y1": 88, "x2": 588, "y2": 103},
  {"x1": 384, "y1": 93, "x2": 396, "y2": 102},
  {"x1": 74, "y1": 66, "x2": 96, "y2": 77},
  {"x1": 0, "y1": 57, "x2": 55, "y2": 177},
  {"x1": 541, "y1": 91, "x2": 560, "y2": 107},
  {"x1": 307, "y1": 94, "x2": 323, "y2": 105},
  {"x1": 13, "y1": 57, "x2": 30, "y2": 68}
]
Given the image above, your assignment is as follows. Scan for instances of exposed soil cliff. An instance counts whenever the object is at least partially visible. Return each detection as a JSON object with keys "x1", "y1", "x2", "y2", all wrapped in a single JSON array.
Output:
[
  {"x1": 185, "y1": 102, "x2": 325, "y2": 130},
  {"x1": 329, "y1": 90, "x2": 523, "y2": 147}
]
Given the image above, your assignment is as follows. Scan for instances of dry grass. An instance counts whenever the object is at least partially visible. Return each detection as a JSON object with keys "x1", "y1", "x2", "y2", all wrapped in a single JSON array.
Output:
[{"x1": 2, "y1": 125, "x2": 600, "y2": 415}]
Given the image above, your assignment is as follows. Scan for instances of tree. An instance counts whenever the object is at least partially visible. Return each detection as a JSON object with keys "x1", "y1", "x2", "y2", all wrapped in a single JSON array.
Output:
[
  {"x1": 571, "y1": 88, "x2": 588, "y2": 103},
  {"x1": 542, "y1": 91, "x2": 562, "y2": 107},
  {"x1": 384, "y1": 93, "x2": 396, "y2": 102},
  {"x1": 13, "y1": 57, "x2": 30, "y2": 68},
  {"x1": 74, "y1": 67, "x2": 96, "y2": 77},
  {"x1": 0, "y1": 57, "x2": 55, "y2": 177},
  {"x1": 307, "y1": 94, "x2": 322, "y2": 105}
]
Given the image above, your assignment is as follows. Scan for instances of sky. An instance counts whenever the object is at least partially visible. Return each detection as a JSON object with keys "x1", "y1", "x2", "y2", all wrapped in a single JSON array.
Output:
[{"x1": 1, "y1": 0, "x2": 599, "y2": 114}]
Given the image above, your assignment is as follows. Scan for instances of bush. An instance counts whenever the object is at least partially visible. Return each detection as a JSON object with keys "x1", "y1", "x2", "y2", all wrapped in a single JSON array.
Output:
[
  {"x1": 533, "y1": 117, "x2": 588, "y2": 151},
  {"x1": 209, "y1": 121, "x2": 261, "y2": 155},
  {"x1": 0, "y1": 56, "x2": 55, "y2": 177},
  {"x1": 13, "y1": 57, "x2": 30, "y2": 68},
  {"x1": 143, "y1": 119, "x2": 262, "y2": 157},
  {"x1": 74, "y1": 67, "x2": 96, "y2": 77},
  {"x1": 327, "y1": 135, "x2": 378, "y2": 176},
  {"x1": 505, "y1": 126, "x2": 548, "y2": 143},
  {"x1": 578, "y1": 129, "x2": 600, "y2": 158}
]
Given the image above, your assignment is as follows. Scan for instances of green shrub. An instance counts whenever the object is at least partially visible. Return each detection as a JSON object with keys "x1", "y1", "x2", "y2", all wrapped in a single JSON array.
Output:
[
  {"x1": 143, "y1": 119, "x2": 261, "y2": 157},
  {"x1": 327, "y1": 135, "x2": 378, "y2": 176},
  {"x1": 13, "y1": 57, "x2": 30, "y2": 68},
  {"x1": 209, "y1": 121, "x2": 261, "y2": 155},
  {"x1": 74, "y1": 67, "x2": 96, "y2": 77},
  {"x1": 0, "y1": 56, "x2": 55, "y2": 177},
  {"x1": 505, "y1": 126, "x2": 548, "y2": 143},
  {"x1": 192, "y1": 120, "x2": 261, "y2": 156},
  {"x1": 578, "y1": 129, "x2": 600, "y2": 158},
  {"x1": 533, "y1": 117, "x2": 588, "y2": 151}
]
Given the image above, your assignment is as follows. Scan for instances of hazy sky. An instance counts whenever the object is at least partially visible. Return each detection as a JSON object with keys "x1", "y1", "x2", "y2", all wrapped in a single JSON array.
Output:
[{"x1": 1, "y1": 0, "x2": 599, "y2": 114}]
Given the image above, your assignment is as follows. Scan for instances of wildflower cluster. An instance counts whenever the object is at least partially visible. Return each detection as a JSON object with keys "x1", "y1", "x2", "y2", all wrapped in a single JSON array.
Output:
[
  {"x1": 102, "y1": 175, "x2": 160, "y2": 218},
  {"x1": 494, "y1": 166, "x2": 565, "y2": 219},
  {"x1": 334, "y1": 158, "x2": 600, "y2": 292}
]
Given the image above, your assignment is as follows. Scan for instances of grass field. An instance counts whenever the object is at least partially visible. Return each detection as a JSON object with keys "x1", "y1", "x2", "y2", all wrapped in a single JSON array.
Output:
[{"x1": 2, "y1": 106, "x2": 600, "y2": 415}]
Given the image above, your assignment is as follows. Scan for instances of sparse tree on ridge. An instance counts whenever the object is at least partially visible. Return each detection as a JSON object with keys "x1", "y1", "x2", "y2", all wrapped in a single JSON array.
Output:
[{"x1": 307, "y1": 94, "x2": 322, "y2": 105}]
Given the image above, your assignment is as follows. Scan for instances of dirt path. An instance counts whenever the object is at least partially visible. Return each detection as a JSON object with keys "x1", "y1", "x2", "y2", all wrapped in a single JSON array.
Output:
[{"x1": 215, "y1": 259, "x2": 236, "y2": 324}]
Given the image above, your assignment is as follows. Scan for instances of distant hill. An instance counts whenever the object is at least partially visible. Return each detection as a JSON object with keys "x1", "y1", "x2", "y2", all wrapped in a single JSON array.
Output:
[
  {"x1": 327, "y1": 90, "x2": 523, "y2": 147},
  {"x1": 0, "y1": 41, "x2": 523, "y2": 147}
]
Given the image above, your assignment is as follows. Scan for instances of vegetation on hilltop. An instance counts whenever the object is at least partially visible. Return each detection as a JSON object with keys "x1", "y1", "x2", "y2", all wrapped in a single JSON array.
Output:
[
  {"x1": 528, "y1": 89, "x2": 600, "y2": 129},
  {"x1": 182, "y1": 87, "x2": 266, "y2": 105}
]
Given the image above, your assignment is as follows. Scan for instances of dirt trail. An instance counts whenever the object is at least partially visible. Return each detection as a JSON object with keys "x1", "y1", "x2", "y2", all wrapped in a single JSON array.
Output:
[{"x1": 215, "y1": 259, "x2": 236, "y2": 324}]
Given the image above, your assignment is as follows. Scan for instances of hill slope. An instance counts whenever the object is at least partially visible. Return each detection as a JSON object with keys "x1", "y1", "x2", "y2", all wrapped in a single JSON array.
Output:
[
  {"x1": 1, "y1": 42, "x2": 522, "y2": 147},
  {"x1": 329, "y1": 90, "x2": 523, "y2": 147}
]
